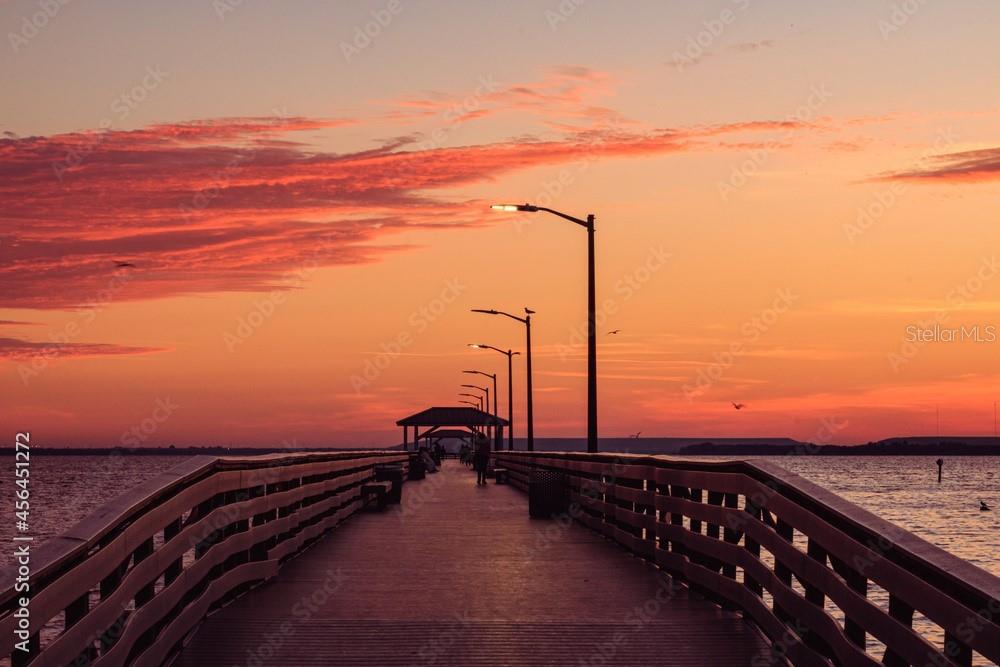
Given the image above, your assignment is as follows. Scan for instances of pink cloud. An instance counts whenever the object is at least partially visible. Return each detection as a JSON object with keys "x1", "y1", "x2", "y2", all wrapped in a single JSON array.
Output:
[{"x1": 1, "y1": 104, "x2": 829, "y2": 310}]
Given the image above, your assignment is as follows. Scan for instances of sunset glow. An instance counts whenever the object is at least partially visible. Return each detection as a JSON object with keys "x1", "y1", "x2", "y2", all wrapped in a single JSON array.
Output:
[{"x1": 4, "y1": 1, "x2": 1000, "y2": 447}]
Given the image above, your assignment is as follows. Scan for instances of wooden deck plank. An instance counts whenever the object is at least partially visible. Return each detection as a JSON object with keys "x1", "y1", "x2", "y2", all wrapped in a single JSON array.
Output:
[{"x1": 176, "y1": 461, "x2": 771, "y2": 666}]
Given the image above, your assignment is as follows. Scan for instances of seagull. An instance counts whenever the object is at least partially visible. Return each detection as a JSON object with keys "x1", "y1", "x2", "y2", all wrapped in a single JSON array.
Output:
[
  {"x1": 113, "y1": 261, "x2": 136, "y2": 268},
  {"x1": 525, "y1": 308, "x2": 536, "y2": 315},
  {"x1": 608, "y1": 329, "x2": 622, "y2": 335},
  {"x1": 732, "y1": 402, "x2": 746, "y2": 410},
  {"x1": 630, "y1": 431, "x2": 641, "y2": 439},
  {"x1": 981, "y1": 501, "x2": 992, "y2": 512}
]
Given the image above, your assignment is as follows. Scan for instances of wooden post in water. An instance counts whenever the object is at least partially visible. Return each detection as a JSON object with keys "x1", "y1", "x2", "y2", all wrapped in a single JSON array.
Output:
[{"x1": 936, "y1": 457, "x2": 943, "y2": 483}]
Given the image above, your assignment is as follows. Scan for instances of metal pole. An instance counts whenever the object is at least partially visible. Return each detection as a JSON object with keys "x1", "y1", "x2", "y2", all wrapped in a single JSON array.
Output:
[
  {"x1": 507, "y1": 351, "x2": 514, "y2": 450},
  {"x1": 492, "y1": 373, "x2": 499, "y2": 451},
  {"x1": 526, "y1": 313, "x2": 534, "y2": 451},
  {"x1": 587, "y1": 214, "x2": 598, "y2": 453}
]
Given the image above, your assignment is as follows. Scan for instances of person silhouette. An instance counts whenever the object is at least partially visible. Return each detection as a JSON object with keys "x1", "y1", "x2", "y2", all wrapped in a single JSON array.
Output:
[{"x1": 473, "y1": 433, "x2": 490, "y2": 486}]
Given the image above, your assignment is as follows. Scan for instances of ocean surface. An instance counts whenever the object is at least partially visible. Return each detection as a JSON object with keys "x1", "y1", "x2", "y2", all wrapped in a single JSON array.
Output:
[{"x1": 1, "y1": 454, "x2": 997, "y2": 663}]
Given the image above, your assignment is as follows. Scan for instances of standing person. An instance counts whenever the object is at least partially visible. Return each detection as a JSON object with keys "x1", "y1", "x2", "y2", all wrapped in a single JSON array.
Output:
[{"x1": 474, "y1": 433, "x2": 490, "y2": 486}]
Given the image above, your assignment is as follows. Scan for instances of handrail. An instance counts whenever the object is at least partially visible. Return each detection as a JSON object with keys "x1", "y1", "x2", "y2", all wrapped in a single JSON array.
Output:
[
  {"x1": 0, "y1": 451, "x2": 407, "y2": 666},
  {"x1": 495, "y1": 451, "x2": 1000, "y2": 667}
]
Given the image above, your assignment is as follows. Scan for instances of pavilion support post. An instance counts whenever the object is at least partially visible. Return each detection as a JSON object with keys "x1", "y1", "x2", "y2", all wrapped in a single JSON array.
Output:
[{"x1": 403, "y1": 425, "x2": 409, "y2": 451}]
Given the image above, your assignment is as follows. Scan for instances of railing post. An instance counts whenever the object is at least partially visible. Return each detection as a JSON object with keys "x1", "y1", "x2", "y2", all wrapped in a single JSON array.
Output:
[
  {"x1": 884, "y1": 594, "x2": 915, "y2": 667},
  {"x1": 721, "y1": 493, "x2": 739, "y2": 580},
  {"x1": 133, "y1": 536, "x2": 155, "y2": 607},
  {"x1": 773, "y1": 518, "x2": 795, "y2": 625},
  {"x1": 829, "y1": 555, "x2": 867, "y2": 649},
  {"x1": 743, "y1": 497, "x2": 763, "y2": 597},
  {"x1": 164, "y1": 517, "x2": 183, "y2": 585},
  {"x1": 944, "y1": 632, "x2": 973, "y2": 667}
]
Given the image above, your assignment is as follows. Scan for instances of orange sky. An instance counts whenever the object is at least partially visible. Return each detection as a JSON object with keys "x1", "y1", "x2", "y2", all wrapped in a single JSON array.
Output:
[{"x1": 3, "y1": 2, "x2": 1000, "y2": 447}]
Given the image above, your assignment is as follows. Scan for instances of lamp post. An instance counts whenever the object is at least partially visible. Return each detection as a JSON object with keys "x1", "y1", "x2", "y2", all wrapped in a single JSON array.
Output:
[
  {"x1": 459, "y1": 392, "x2": 484, "y2": 411},
  {"x1": 464, "y1": 370, "x2": 497, "y2": 449},
  {"x1": 461, "y1": 383, "x2": 490, "y2": 441},
  {"x1": 491, "y1": 203, "x2": 598, "y2": 453},
  {"x1": 470, "y1": 344, "x2": 520, "y2": 450},
  {"x1": 472, "y1": 308, "x2": 534, "y2": 451},
  {"x1": 458, "y1": 399, "x2": 481, "y2": 434}
]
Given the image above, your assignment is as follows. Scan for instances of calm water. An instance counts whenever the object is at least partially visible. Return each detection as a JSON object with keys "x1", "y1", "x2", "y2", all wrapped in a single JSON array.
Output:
[{"x1": 1, "y1": 455, "x2": 997, "y2": 663}]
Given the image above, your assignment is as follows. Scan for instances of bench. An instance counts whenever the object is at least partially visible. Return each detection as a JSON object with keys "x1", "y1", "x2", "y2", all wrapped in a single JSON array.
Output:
[
  {"x1": 362, "y1": 481, "x2": 393, "y2": 510},
  {"x1": 494, "y1": 468, "x2": 509, "y2": 484}
]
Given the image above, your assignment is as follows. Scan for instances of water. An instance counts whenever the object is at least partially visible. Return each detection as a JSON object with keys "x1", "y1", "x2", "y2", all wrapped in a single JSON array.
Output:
[{"x1": 1, "y1": 454, "x2": 996, "y2": 663}]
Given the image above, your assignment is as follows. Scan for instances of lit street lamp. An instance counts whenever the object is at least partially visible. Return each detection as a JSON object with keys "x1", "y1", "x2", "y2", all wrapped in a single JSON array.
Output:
[
  {"x1": 470, "y1": 344, "x2": 520, "y2": 450},
  {"x1": 491, "y1": 203, "x2": 598, "y2": 453},
  {"x1": 472, "y1": 307, "x2": 534, "y2": 451}
]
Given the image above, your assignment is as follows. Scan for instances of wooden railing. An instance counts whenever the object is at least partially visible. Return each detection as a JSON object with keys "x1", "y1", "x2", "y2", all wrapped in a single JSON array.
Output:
[
  {"x1": 495, "y1": 452, "x2": 1000, "y2": 667},
  {"x1": 0, "y1": 451, "x2": 406, "y2": 667}
]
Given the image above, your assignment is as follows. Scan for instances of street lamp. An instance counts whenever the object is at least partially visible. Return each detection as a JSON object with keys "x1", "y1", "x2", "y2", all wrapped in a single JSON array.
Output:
[
  {"x1": 491, "y1": 203, "x2": 598, "y2": 453},
  {"x1": 461, "y1": 383, "x2": 490, "y2": 441},
  {"x1": 458, "y1": 398, "x2": 481, "y2": 433},
  {"x1": 459, "y1": 392, "x2": 484, "y2": 411},
  {"x1": 472, "y1": 308, "x2": 534, "y2": 451},
  {"x1": 470, "y1": 344, "x2": 520, "y2": 450},
  {"x1": 463, "y1": 370, "x2": 497, "y2": 449}
]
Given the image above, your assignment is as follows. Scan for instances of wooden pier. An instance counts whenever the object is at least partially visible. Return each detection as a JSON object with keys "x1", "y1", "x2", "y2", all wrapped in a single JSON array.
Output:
[
  {"x1": 175, "y1": 459, "x2": 768, "y2": 665},
  {"x1": 2, "y1": 448, "x2": 999, "y2": 666}
]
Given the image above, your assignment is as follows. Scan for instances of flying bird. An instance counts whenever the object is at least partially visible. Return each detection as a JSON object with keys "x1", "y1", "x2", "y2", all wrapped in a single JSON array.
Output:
[
  {"x1": 732, "y1": 402, "x2": 746, "y2": 410},
  {"x1": 113, "y1": 261, "x2": 136, "y2": 268},
  {"x1": 608, "y1": 329, "x2": 621, "y2": 335}
]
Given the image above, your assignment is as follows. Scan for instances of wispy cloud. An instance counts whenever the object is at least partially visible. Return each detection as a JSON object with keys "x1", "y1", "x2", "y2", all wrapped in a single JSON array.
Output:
[
  {"x1": 0, "y1": 337, "x2": 166, "y2": 360},
  {"x1": 877, "y1": 146, "x2": 1000, "y2": 182}
]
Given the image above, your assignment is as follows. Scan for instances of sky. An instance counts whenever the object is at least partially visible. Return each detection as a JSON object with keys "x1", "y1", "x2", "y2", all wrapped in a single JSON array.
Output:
[{"x1": 2, "y1": 0, "x2": 1000, "y2": 447}]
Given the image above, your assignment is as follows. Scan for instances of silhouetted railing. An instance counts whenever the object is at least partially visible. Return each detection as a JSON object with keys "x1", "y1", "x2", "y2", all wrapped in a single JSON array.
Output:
[
  {"x1": 0, "y1": 451, "x2": 406, "y2": 666},
  {"x1": 495, "y1": 451, "x2": 1000, "y2": 666}
]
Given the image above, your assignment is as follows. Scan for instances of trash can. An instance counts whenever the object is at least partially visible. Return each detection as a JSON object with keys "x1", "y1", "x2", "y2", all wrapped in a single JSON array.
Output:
[
  {"x1": 407, "y1": 454, "x2": 425, "y2": 480},
  {"x1": 374, "y1": 463, "x2": 405, "y2": 503},
  {"x1": 528, "y1": 469, "x2": 567, "y2": 518}
]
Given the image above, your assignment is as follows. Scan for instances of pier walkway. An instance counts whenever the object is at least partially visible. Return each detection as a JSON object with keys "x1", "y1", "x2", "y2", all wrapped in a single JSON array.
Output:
[
  {"x1": 175, "y1": 461, "x2": 769, "y2": 665},
  {"x1": 4, "y1": 447, "x2": 998, "y2": 666}
]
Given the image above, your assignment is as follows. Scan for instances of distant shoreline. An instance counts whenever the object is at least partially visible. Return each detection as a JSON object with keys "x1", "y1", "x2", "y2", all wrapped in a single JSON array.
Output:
[{"x1": 24, "y1": 437, "x2": 1000, "y2": 456}]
